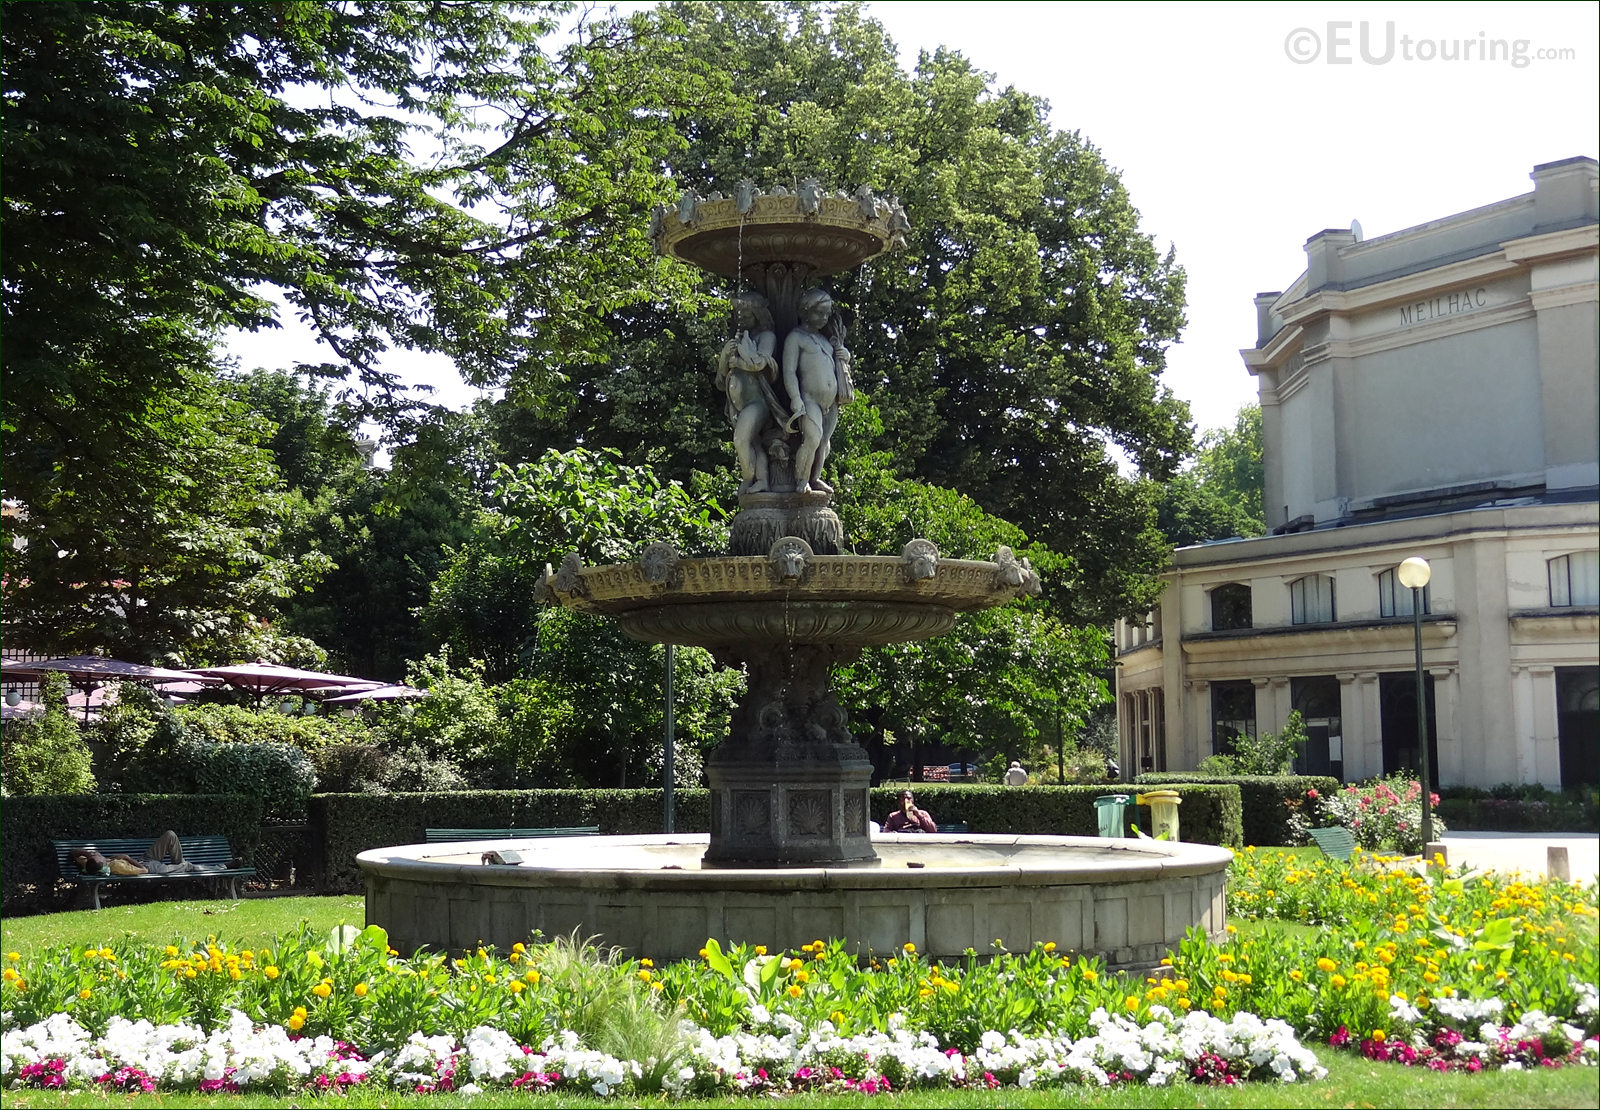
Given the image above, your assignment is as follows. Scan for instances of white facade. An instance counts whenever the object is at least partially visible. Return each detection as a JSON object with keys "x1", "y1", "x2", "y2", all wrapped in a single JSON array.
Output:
[{"x1": 1118, "y1": 158, "x2": 1599, "y2": 789}]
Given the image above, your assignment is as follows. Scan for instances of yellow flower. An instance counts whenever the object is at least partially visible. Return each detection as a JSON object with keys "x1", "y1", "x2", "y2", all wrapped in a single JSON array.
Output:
[
  {"x1": 787, "y1": 984, "x2": 803, "y2": 997},
  {"x1": 640, "y1": 958, "x2": 654, "y2": 968},
  {"x1": 512, "y1": 943, "x2": 526, "y2": 954},
  {"x1": 1082, "y1": 969, "x2": 1098, "y2": 982},
  {"x1": 1330, "y1": 974, "x2": 1347, "y2": 989},
  {"x1": 1372, "y1": 1029, "x2": 1386, "y2": 1043},
  {"x1": 919, "y1": 987, "x2": 934, "y2": 998},
  {"x1": 79, "y1": 988, "x2": 92, "y2": 1000},
  {"x1": 84, "y1": 947, "x2": 98, "y2": 958},
  {"x1": 184, "y1": 969, "x2": 197, "y2": 979},
  {"x1": 795, "y1": 969, "x2": 810, "y2": 983},
  {"x1": 312, "y1": 982, "x2": 332, "y2": 999},
  {"x1": 264, "y1": 966, "x2": 280, "y2": 980},
  {"x1": 4, "y1": 953, "x2": 18, "y2": 962},
  {"x1": 1316, "y1": 957, "x2": 1337, "y2": 973},
  {"x1": 1043, "y1": 942, "x2": 1057, "y2": 953},
  {"x1": 830, "y1": 1010, "x2": 846, "y2": 1025},
  {"x1": 903, "y1": 942, "x2": 916, "y2": 954},
  {"x1": 354, "y1": 982, "x2": 368, "y2": 997},
  {"x1": 698, "y1": 948, "x2": 709, "y2": 960},
  {"x1": 1, "y1": 969, "x2": 15, "y2": 982},
  {"x1": 638, "y1": 969, "x2": 653, "y2": 982},
  {"x1": 287, "y1": 1011, "x2": 306, "y2": 1032},
  {"x1": 812, "y1": 939, "x2": 824, "y2": 951},
  {"x1": 788, "y1": 958, "x2": 804, "y2": 971},
  {"x1": 754, "y1": 946, "x2": 767, "y2": 956},
  {"x1": 651, "y1": 980, "x2": 663, "y2": 992},
  {"x1": 164, "y1": 946, "x2": 180, "y2": 958},
  {"x1": 1124, "y1": 996, "x2": 1139, "y2": 1011},
  {"x1": 509, "y1": 980, "x2": 525, "y2": 994},
  {"x1": 1225, "y1": 924, "x2": 1237, "y2": 934},
  {"x1": 525, "y1": 969, "x2": 541, "y2": 984}
]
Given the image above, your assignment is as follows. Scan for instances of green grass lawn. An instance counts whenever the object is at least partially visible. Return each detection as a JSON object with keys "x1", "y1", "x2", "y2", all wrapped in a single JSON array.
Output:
[{"x1": 0, "y1": 894, "x2": 363, "y2": 958}]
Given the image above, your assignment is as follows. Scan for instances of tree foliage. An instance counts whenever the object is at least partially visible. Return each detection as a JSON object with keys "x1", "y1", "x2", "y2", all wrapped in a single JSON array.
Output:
[
  {"x1": 0, "y1": 367, "x2": 328, "y2": 663},
  {"x1": 1156, "y1": 403, "x2": 1265, "y2": 547},
  {"x1": 505, "y1": 1, "x2": 1192, "y2": 622}
]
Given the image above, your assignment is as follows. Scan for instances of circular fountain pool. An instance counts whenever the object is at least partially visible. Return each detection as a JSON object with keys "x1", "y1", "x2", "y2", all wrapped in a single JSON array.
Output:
[{"x1": 358, "y1": 833, "x2": 1231, "y2": 969}]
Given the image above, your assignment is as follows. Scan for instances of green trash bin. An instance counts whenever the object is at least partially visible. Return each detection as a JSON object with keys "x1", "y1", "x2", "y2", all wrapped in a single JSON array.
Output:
[{"x1": 1094, "y1": 794, "x2": 1130, "y2": 838}]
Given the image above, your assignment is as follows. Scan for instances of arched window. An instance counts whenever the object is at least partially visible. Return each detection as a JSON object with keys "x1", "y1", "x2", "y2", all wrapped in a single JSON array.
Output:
[
  {"x1": 1378, "y1": 567, "x2": 1431, "y2": 617},
  {"x1": 1549, "y1": 551, "x2": 1599, "y2": 607},
  {"x1": 1209, "y1": 583, "x2": 1252, "y2": 631},
  {"x1": 1290, "y1": 574, "x2": 1336, "y2": 625}
]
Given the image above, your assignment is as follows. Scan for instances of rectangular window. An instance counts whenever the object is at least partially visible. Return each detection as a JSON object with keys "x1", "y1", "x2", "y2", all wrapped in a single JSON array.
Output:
[
  {"x1": 1210, "y1": 680, "x2": 1256, "y2": 756},
  {"x1": 1550, "y1": 552, "x2": 1600, "y2": 607},
  {"x1": 1290, "y1": 575, "x2": 1336, "y2": 624},
  {"x1": 1379, "y1": 568, "x2": 1431, "y2": 617}
]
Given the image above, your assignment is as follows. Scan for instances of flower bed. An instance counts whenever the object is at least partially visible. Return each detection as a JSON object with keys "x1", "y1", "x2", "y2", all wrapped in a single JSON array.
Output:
[{"x1": 3, "y1": 854, "x2": 1596, "y2": 1096}]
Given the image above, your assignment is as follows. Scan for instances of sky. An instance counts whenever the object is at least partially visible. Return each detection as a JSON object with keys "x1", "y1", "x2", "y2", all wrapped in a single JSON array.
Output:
[{"x1": 223, "y1": 1, "x2": 1599, "y2": 439}]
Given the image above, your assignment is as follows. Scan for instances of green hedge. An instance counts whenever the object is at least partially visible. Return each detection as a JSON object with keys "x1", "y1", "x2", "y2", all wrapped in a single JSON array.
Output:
[
  {"x1": 876, "y1": 784, "x2": 1242, "y2": 850},
  {"x1": 0, "y1": 794, "x2": 263, "y2": 913},
  {"x1": 1134, "y1": 773, "x2": 1337, "y2": 847},
  {"x1": 311, "y1": 789, "x2": 712, "y2": 891},
  {"x1": 1436, "y1": 793, "x2": 1599, "y2": 832}
]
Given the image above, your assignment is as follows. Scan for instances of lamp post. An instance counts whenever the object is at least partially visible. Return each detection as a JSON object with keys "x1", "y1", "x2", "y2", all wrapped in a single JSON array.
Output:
[{"x1": 1396, "y1": 556, "x2": 1434, "y2": 848}]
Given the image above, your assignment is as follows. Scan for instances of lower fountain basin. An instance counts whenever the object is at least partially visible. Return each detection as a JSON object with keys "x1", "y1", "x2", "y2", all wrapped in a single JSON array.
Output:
[{"x1": 359, "y1": 833, "x2": 1231, "y2": 970}]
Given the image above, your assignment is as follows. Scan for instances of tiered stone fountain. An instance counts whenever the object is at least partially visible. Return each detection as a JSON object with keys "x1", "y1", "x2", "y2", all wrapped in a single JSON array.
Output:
[{"x1": 358, "y1": 183, "x2": 1231, "y2": 966}]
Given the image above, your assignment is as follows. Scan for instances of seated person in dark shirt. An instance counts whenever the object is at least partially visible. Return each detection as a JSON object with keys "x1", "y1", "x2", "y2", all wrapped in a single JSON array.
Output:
[{"x1": 882, "y1": 789, "x2": 937, "y2": 833}]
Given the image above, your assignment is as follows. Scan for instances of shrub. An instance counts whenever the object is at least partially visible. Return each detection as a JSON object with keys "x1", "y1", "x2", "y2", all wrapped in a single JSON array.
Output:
[
  {"x1": 175, "y1": 703, "x2": 377, "y2": 752},
  {"x1": 1320, "y1": 773, "x2": 1446, "y2": 854},
  {"x1": 1, "y1": 673, "x2": 96, "y2": 796},
  {"x1": 1197, "y1": 711, "x2": 1307, "y2": 776},
  {"x1": 90, "y1": 684, "x2": 191, "y2": 793},
  {"x1": 177, "y1": 739, "x2": 316, "y2": 823}
]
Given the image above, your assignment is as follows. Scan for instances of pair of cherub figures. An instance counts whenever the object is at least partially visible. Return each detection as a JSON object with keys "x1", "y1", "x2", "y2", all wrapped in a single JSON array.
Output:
[{"x1": 715, "y1": 289, "x2": 853, "y2": 495}]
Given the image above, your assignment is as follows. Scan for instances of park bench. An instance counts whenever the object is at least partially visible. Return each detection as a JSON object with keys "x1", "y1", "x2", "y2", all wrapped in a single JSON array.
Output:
[
  {"x1": 53, "y1": 836, "x2": 255, "y2": 911},
  {"x1": 425, "y1": 826, "x2": 601, "y2": 843},
  {"x1": 1306, "y1": 826, "x2": 1358, "y2": 861},
  {"x1": 937, "y1": 822, "x2": 971, "y2": 834}
]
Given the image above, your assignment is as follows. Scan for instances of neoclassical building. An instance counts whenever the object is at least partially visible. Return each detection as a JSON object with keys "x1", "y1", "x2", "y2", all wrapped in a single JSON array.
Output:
[{"x1": 1117, "y1": 157, "x2": 1598, "y2": 789}]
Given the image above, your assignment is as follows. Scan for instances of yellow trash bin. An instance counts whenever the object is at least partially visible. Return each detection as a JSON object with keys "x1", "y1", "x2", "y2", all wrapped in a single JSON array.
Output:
[{"x1": 1135, "y1": 789, "x2": 1183, "y2": 841}]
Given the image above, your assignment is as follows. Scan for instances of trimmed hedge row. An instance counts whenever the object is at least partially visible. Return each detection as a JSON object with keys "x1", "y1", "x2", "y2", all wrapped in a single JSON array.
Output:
[
  {"x1": 314, "y1": 784, "x2": 1244, "y2": 892},
  {"x1": 1, "y1": 794, "x2": 263, "y2": 913},
  {"x1": 1436, "y1": 795, "x2": 1599, "y2": 832},
  {"x1": 1134, "y1": 773, "x2": 1338, "y2": 847},
  {"x1": 875, "y1": 784, "x2": 1242, "y2": 850},
  {"x1": 311, "y1": 789, "x2": 713, "y2": 891}
]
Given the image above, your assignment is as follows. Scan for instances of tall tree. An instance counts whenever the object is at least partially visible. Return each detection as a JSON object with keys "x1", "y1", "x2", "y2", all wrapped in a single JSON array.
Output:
[
  {"x1": 3, "y1": 1, "x2": 724, "y2": 657},
  {"x1": 1155, "y1": 403, "x2": 1265, "y2": 546},
  {"x1": 0, "y1": 368, "x2": 327, "y2": 664},
  {"x1": 504, "y1": 1, "x2": 1192, "y2": 623}
]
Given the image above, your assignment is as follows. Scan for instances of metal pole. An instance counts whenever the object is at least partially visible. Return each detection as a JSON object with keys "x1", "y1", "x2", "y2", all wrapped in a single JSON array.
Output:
[
  {"x1": 663, "y1": 644, "x2": 676, "y2": 833},
  {"x1": 1055, "y1": 703, "x2": 1064, "y2": 784},
  {"x1": 1412, "y1": 587, "x2": 1432, "y2": 847}
]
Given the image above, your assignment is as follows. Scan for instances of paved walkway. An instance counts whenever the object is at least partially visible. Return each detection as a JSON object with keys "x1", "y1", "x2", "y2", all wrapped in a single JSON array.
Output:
[{"x1": 1437, "y1": 831, "x2": 1599, "y2": 884}]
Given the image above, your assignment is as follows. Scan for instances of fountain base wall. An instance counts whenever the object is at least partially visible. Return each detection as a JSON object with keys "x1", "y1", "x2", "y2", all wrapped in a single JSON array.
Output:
[{"x1": 359, "y1": 834, "x2": 1231, "y2": 970}]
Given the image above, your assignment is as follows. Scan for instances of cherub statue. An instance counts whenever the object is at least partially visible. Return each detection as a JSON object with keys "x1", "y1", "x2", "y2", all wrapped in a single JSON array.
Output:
[
  {"x1": 716, "y1": 292, "x2": 780, "y2": 493},
  {"x1": 782, "y1": 288, "x2": 854, "y2": 495}
]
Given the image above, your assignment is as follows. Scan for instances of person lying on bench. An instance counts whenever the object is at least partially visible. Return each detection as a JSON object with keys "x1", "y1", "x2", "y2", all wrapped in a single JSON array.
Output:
[{"x1": 69, "y1": 831, "x2": 234, "y2": 876}]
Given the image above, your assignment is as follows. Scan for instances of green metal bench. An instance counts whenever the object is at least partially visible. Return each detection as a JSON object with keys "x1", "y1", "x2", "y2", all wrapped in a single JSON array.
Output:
[
  {"x1": 424, "y1": 826, "x2": 600, "y2": 843},
  {"x1": 1307, "y1": 826, "x2": 1358, "y2": 861},
  {"x1": 53, "y1": 836, "x2": 255, "y2": 910},
  {"x1": 938, "y1": 822, "x2": 971, "y2": 835}
]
